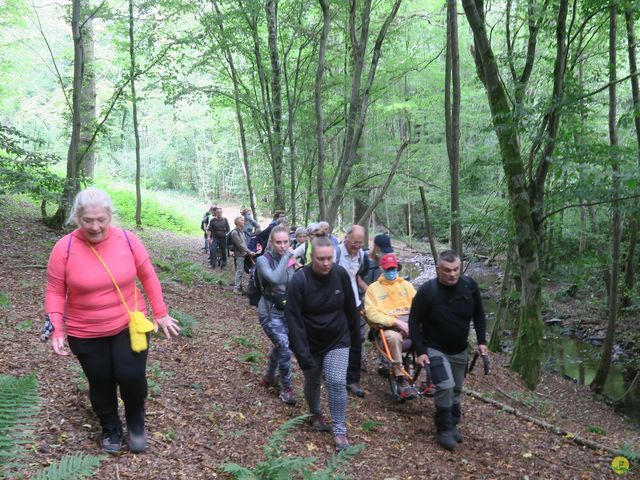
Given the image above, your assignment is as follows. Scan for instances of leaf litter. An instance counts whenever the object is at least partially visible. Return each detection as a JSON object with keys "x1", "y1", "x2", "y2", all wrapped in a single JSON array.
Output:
[{"x1": 0, "y1": 196, "x2": 638, "y2": 479}]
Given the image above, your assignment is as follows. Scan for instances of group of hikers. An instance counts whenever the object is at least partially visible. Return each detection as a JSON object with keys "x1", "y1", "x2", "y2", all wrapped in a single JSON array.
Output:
[
  {"x1": 201, "y1": 205, "x2": 488, "y2": 452},
  {"x1": 43, "y1": 188, "x2": 487, "y2": 458}
]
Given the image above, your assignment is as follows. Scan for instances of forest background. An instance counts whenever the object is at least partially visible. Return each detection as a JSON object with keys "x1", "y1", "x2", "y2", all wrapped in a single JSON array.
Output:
[{"x1": 1, "y1": 0, "x2": 639, "y2": 424}]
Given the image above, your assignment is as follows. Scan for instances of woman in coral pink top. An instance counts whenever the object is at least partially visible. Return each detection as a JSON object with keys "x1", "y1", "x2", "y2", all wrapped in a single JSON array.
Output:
[{"x1": 45, "y1": 188, "x2": 180, "y2": 455}]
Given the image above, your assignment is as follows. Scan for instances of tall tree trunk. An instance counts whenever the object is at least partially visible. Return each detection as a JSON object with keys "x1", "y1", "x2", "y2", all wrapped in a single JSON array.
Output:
[
  {"x1": 623, "y1": 5, "x2": 640, "y2": 306},
  {"x1": 445, "y1": 0, "x2": 462, "y2": 256},
  {"x1": 129, "y1": 0, "x2": 142, "y2": 227},
  {"x1": 50, "y1": 0, "x2": 84, "y2": 227},
  {"x1": 325, "y1": 0, "x2": 402, "y2": 225},
  {"x1": 419, "y1": 185, "x2": 439, "y2": 262},
  {"x1": 462, "y1": 0, "x2": 543, "y2": 389},
  {"x1": 592, "y1": 4, "x2": 621, "y2": 393},
  {"x1": 212, "y1": 0, "x2": 257, "y2": 217},
  {"x1": 78, "y1": 15, "x2": 96, "y2": 180},
  {"x1": 238, "y1": 0, "x2": 279, "y2": 212},
  {"x1": 316, "y1": 0, "x2": 330, "y2": 221},
  {"x1": 488, "y1": 245, "x2": 515, "y2": 352},
  {"x1": 588, "y1": 205, "x2": 612, "y2": 294},
  {"x1": 528, "y1": 0, "x2": 569, "y2": 240},
  {"x1": 265, "y1": 0, "x2": 285, "y2": 210}
]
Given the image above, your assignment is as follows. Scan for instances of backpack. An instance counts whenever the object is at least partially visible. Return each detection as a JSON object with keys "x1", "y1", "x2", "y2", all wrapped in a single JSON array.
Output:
[
  {"x1": 200, "y1": 212, "x2": 211, "y2": 232},
  {"x1": 247, "y1": 252, "x2": 273, "y2": 306},
  {"x1": 226, "y1": 229, "x2": 237, "y2": 255}
]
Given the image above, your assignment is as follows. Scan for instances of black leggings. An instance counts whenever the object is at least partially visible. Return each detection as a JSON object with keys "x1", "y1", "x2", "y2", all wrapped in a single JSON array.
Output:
[{"x1": 68, "y1": 328, "x2": 148, "y2": 432}]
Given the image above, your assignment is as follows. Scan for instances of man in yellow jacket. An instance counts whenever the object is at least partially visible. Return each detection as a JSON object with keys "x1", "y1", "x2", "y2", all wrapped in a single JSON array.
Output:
[{"x1": 364, "y1": 253, "x2": 418, "y2": 400}]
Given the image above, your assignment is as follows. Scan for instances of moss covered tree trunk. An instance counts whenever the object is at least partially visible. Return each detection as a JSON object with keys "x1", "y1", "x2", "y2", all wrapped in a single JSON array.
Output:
[
  {"x1": 50, "y1": 0, "x2": 84, "y2": 228},
  {"x1": 591, "y1": 4, "x2": 622, "y2": 394},
  {"x1": 462, "y1": 0, "x2": 543, "y2": 389},
  {"x1": 623, "y1": 4, "x2": 640, "y2": 307}
]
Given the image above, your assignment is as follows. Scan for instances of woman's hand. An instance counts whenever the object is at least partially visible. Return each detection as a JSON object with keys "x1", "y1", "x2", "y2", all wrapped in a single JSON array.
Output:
[
  {"x1": 155, "y1": 315, "x2": 181, "y2": 339},
  {"x1": 51, "y1": 337, "x2": 69, "y2": 356}
]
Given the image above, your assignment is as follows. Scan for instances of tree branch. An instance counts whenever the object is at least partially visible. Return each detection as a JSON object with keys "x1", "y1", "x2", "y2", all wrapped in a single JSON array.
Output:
[
  {"x1": 538, "y1": 193, "x2": 640, "y2": 224},
  {"x1": 356, "y1": 138, "x2": 416, "y2": 225},
  {"x1": 80, "y1": 0, "x2": 108, "y2": 30},
  {"x1": 29, "y1": 0, "x2": 71, "y2": 113}
]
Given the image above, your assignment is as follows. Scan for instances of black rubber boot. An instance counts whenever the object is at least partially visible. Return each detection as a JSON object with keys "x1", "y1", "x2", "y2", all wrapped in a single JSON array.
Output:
[
  {"x1": 125, "y1": 406, "x2": 147, "y2": 453},
  {"x1": 451, "y1": 402, "x2": 463, "y2": 443},
  {"x1": 434, "y1": 406, "x2": 457, "y2": 451},
  {"x1": 101, "y1": 421, "x2": 123, "y2": 454}
]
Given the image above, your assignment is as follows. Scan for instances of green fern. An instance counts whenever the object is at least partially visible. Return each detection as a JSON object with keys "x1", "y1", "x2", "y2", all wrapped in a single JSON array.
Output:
[
  {"x1": 0, "y1": 374, "x2": 103, "y2": 479},
  {"x1": 0, "y1": 373, "x2": 39, "y2": 470},
  {"x1": 307, "y1": 444, "x2": 365, "y2": 480},
  {"x1": 33, "y1": 453, "x2": 104, "y2": 480},
  {"x1": 222, "y1": 415, "x2": 364, "y2": 479},
  {"x1": 263, "y1": 415, "x2": 309, "y2": 460},
  {"x1": 169, "y1": 309, "x2": 198, "y2": 337}
]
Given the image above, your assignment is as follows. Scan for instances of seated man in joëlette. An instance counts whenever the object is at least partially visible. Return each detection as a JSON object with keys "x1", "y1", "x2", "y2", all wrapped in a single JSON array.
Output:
[{"x1": 364, "y1": 253, "x2": 418, "y2": 400}]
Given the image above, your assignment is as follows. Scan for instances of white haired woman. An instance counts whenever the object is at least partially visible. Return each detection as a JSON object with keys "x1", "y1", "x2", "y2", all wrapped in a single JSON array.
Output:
[{"x1": 44, "y1": 187, "x2": 180, "y2": 454}]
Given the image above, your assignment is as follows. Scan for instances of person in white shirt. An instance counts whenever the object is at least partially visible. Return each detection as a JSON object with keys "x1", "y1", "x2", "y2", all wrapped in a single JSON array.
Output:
[{"x1": 335, "y1": 224, "x2": 369, "y2": 397}]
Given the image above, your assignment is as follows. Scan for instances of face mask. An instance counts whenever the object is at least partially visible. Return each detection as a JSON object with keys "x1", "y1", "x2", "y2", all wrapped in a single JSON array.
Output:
[{"x1": 383, "y1": 269, "x2": 397, "y2": 281}]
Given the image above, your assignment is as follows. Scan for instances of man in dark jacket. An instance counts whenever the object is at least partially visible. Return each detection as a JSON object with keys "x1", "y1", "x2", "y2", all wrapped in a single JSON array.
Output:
[
  {"x1": 285, "y1": 235, "x2": 359, "y2": 452},
  {"x1": 409, "y1": 250, "x2": 488, "y2": 450},
  {"x1": 207, "y1": 207, "x2": 230, "y2": 269}
]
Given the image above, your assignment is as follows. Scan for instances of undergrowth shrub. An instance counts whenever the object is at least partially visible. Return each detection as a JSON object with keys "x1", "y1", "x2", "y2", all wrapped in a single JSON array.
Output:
[
  {"x1": 222, "y1": 415, "x2": 364, "y2": 479},
  {"x1": 170, "y1": 309, "x2": 198, "y2": 337},
  {"x1": 0, "y1": 374, "x2": 103, "y2": 479},
  {"x1": 106, "y1": 188, "x2": 197, "y2": 234}
]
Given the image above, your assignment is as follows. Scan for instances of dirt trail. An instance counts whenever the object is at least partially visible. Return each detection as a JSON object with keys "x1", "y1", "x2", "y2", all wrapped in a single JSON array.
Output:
[{"x1": 1, "y1": 196, "x2": 638, "y2": 479}]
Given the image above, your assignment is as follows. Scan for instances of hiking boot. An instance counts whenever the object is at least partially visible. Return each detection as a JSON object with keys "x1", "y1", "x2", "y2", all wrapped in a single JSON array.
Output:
[
  {"x1": 233, "y1": 288, "x2": 243, "y2": 295},
  {"x1": 334, "y1": 434, "x2": 349, "y2": 452},
  {"x1": 346, "y1": 383, "x2": 365, "y2": 398},
  {"x1": 436, "y1": 429, "x2": 458, "y2": 451},
  {"x1": 101, "y1": 424, "x2": 123, "y2": 455},
  {"x1": 279, "y1": 387, "x2": 296, "y2": 406},
  {"x1": 128, "y1": 429, "x2": 148, "y2": 453},
  {"x1": 259, "y1": 375, "x2": 279, "y2": 390},
  {"x1": 434, "y1": 406, "x2": 457, "y2": 451},
  {"x1": 451, "y1": 402, "x2": 463, "y2": 443},
  {"x1": 397, "y1": 378, "x2": 418, "y2": 401},
  {"x1": 309, "y1": 413, "x2": 330, "y2": 432}
]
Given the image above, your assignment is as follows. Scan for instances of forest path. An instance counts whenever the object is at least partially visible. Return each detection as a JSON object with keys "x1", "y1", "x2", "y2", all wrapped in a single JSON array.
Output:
[{"x1": 1, "y1": 196, "x2": 637, "y2": 479}]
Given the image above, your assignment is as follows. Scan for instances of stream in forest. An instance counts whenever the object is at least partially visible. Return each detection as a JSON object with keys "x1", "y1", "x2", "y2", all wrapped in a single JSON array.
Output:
[{"x1": 399, "y1": 257, "x2": 640, "y2": 424}]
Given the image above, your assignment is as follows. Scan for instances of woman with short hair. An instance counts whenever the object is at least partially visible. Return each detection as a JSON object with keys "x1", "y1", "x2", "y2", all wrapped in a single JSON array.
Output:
[{"x1": 44, "y1": 187, "x2": 180, "y2": 454}]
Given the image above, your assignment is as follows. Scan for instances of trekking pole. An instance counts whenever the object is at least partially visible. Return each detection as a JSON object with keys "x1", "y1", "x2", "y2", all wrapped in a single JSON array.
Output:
[{"x1": 468, "y1": 352, "x2": 490, "y2": 375}]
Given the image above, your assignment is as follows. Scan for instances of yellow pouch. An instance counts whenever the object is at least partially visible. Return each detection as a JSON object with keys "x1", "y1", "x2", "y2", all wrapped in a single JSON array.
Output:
[
  {"x1": 129, "y1": 310, "x2": 155, "y2": 353},
  {"x1": 87, "y1": 242, "x2": 156, "y2": 353}
]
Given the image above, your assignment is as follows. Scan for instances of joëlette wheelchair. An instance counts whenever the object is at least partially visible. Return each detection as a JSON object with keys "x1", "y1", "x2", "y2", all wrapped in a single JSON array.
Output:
[{"x1": 369, "y1": 315, "x2": 436, "y2": 403}]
